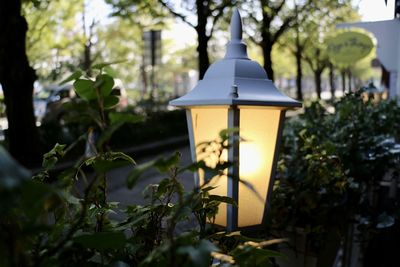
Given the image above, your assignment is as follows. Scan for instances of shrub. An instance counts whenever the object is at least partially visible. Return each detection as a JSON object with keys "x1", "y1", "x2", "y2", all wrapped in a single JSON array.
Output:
[{"x1": 271, "y1": 91, "x2": 400, "y2": 262}]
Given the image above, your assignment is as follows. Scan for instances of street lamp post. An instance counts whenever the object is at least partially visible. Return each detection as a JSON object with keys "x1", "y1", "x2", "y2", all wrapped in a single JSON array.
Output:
[{"x1": 170, "y1": 9, "x2": 301, "y2": 232}]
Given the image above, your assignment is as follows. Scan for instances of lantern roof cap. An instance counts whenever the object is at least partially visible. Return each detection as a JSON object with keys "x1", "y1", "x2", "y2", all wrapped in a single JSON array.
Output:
[{"x1": 170, "y1": 8, "x2": 301, "y2": 108}]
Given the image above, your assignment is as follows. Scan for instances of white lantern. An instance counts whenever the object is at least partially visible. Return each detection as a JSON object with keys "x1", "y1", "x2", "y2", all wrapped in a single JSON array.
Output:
[{"x1": 170, "y1": 9, "x2": 301, "y2": 231}]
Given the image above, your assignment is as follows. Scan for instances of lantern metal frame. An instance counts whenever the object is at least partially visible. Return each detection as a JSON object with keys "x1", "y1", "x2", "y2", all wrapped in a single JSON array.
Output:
[{"x1": 170, "y1": 9, "x2": 301, "y2": 232}]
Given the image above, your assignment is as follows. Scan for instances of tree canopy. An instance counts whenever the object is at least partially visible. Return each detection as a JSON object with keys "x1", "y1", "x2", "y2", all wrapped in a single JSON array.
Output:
[{"x1": 0, "y1": 0, "x2": 381, "y2": 166}]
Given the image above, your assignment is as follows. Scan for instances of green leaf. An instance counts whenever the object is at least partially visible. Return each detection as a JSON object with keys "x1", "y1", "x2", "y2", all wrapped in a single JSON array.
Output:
[
  {"x1": 202, "y1": 164, "x2": 225, "y2": 184},
  {"x1": 60, "y1": 70, "x2": 82, "y2": 85},
  {"x1": 95, "y1": 74, "x2": 114, "y2": 97},
  {"x1": 127, "y1": 160, "x2": 157, "y2": 189},
  {"x1": 109, "y1": 112, "x2": 144, "y2": 125},
  {"x1": 103, "y1": 66, "x2": 117, "y2": 77},
  {"x1": 103, "y1": 95, "x2": 120, "y2": 109},
  {"x1": 154, "y1": 178, "x2": 172, "y2": 197},
  {"x1": 95, "y1": 153, "x2": 135, "y2": 173},
  {"x1": 201, "y1": 186, "x2": 217, "y2": 192},
  {"x1": 93, "y1": 159, "x2": 132, "y2": 173},
  {"x1": 180, "y1": 161, "x2": 207, "y2": 173},
  {"x1": 219, "y1": 128, "x2": 240, "y2": 140},
  {"x1": 85, "y1": 152, "x2": 135, "y2": 173},
  {"x1": 209, "y1": 195, "x2": 237, "y2": 206},
  {"x1": 154, "y1": 152, "x2": 181, "y2": 172},
  {"x1": 105, "y1": 152, "x2": 135, "y2": 164},
  {"x1": 73, "y1": 79, "x2": 96, "y2": 100},
  {"x1": 74, "y1": 232, "x2": 126, "y2": 250},
  {"x1": 42, "y1": 143, "x2": 66, "y2": 169}
]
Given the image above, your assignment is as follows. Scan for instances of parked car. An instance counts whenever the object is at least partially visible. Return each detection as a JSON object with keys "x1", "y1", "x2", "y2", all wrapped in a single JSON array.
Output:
[
  {"x1": 113, "y1": 79, "x2": 128, "y2": 109},
  {"x1": 33, "y1": 84, "x2": 75, "y2": 123}
]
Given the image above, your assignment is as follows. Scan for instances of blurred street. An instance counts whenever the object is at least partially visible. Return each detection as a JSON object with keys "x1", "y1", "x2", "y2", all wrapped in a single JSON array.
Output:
[{"x1": 107, "y1": 145, "x2": 194, "y2": 207}]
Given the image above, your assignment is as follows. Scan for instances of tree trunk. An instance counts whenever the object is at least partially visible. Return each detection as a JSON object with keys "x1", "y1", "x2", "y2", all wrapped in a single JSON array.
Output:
[
  {"x1": 294, "y1": 6, "x2": 302, "y2": 101},
  {"x1": 341, "y1": 70, "x2": 346, "y2": 93},
  {"x1": 83, "y1": 44, "x2": 92, "y2": 75},
  {"x1": 262, "y1": 42, "x2": 274, "y2": 81},
  {"x1": 329, "y1": 63, "x2": 335, "y2": 100},
  {"x1": 347, "y1": 69, "x2": 352, "y2": 92},
  {"x1": 81, "y1": 5, "x2": 93, "y2": 76},
  {"x1": 196, "y1": 0, "x2": 210, "y2": 80},
  {"x1": 141, "y1": 62, "x2": 147, "y2": 97},
  {"x1": 196, "y1": 30, "x2": 210, "y2": 80},
  {"x1": 314, "y1": 70, "x2": 322, "y2": 99},
  {"x1": 381, "y1": 64, "x2": 390, "y2": 89},
  {"x1": 0, "y1": 0, "x2": 41, "y2": 168},
  {"x1": 295, "y1": 50, "x2": 303, "y2": 101}
]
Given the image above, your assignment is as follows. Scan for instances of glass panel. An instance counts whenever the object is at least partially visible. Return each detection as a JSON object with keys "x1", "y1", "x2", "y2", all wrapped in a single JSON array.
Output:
[
  {"x1": 190, "y1": 107, "x2": 228, "y2": 226},
  {"x1": 238, "y1": 108, "x2": 281, "y2": 227}
]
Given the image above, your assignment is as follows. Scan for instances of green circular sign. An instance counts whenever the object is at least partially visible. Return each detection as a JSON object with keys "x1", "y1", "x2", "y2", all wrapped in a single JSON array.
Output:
[{"x1": 326, "y1": 31, "x2": 374, "y2": 65}]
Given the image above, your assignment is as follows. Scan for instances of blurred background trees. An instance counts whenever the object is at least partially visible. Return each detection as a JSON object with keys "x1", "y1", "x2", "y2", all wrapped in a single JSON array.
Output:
[
  {"x1": 24, "y1": 0, "x2": 85, "y2": 81},
  {"x1": 0, "y1": 0, "x2": 385, "y2": 167},
  {"x1": 22, "y1": 0, "x2": 376, "y2": 98}
]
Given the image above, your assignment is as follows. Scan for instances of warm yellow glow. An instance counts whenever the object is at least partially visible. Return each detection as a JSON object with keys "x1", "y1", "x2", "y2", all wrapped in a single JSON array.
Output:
[
  {"x1": 191, "y1": 107, "x2": 228, "y2": 226},
  {"x1": 238, "y1": 108, "x2": 281, "y2": 227},
  {"x1": 190, "y1": 106, "x2": 283, "y2": 228},
  {"x1": 362, "y1": 91, "x2": 384, "y2": 104},
  {"x1": 239, "y1": 143, "x2": 263, "y2": 177}
]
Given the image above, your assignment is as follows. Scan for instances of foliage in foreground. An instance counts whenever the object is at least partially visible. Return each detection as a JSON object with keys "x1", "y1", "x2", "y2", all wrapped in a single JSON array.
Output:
[
  {"x1": 0, "y1": 144, "x2": 283, "y2": 267},
  {"x1": 0, "y1": 67, "x2": 282, "y2": 267},
  {"x1": 271, "y1": 91, "x2": 400, "y2": 262}
]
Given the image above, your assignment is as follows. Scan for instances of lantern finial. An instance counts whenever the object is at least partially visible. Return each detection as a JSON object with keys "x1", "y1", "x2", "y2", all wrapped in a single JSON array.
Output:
[
  {"x1": 230, "y1": 8, "x2": 242, "y2": 41},
  {"x1": 225, "y1": 8, "x2": 249, "y2": 60}
]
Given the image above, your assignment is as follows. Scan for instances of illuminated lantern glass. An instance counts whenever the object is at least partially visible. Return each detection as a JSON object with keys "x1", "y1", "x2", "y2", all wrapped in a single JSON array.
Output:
[
  {"x1": 170, "y1": 9, "x2": 301, "y2": 231},
  {"x1": 362, "y1": 83, "x2": 386, "y2": 104}
]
